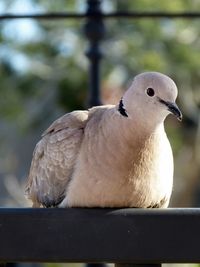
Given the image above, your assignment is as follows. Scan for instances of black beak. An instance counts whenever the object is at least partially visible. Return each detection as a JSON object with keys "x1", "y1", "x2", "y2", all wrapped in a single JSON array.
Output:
[{"x1": 159, "y1": 98, "x2": 182, "y2": 121}]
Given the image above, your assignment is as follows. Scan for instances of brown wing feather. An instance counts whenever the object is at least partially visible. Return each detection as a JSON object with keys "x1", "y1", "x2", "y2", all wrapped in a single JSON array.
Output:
[{"x1": 25, "y1": 110, "x2": 88, "y2": 207}]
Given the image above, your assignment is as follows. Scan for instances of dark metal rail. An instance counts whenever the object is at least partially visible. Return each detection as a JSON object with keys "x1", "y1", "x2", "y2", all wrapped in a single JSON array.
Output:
[
  {"x1": 1, "y1": 12, "x2": 200, "y2": 20},
  {"x1": 0, "y1": 208, "x2": 200, "y2": 264}
]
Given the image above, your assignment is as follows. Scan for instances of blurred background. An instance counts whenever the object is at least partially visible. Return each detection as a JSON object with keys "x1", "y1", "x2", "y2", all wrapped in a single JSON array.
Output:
[{"x1": 0, "y1": 0, "x2": 200, "y2": 210}]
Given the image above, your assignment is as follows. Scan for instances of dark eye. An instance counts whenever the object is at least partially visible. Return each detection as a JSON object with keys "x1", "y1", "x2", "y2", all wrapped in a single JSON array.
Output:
[{"x1": 146, "y1": 88, "x2": 155, "y2": 97}]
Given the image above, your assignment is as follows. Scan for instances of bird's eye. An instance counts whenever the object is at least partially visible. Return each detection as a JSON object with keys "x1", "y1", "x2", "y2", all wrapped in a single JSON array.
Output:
[{"x1": 146, "y1": 88, "x2": 155, "y2": 97}]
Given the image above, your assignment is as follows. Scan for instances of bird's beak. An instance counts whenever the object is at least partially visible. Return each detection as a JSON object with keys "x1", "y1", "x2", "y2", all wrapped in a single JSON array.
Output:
[{"x1": 158, "y1": 98, "x2": 182, "y2": 121}]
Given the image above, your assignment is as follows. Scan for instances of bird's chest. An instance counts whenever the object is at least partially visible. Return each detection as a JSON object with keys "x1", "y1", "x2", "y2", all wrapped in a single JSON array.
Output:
[
  {"x1": 67, "y1": 130, "x2": 173, "y2": 208},
  {"x1": 125, "y1": 138, "x2": 173, "y2": 207}
]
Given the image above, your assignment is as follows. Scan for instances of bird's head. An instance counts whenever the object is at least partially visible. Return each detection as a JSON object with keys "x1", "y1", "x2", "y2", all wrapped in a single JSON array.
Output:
[{"x1": 119, "y1": 72, "x2": 182, "y2": 126}]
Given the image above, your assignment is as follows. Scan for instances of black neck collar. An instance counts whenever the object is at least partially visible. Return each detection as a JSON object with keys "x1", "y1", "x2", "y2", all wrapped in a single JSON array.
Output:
[{"x1": 118, "y1": 98, "x2": 128, "y2": 117}]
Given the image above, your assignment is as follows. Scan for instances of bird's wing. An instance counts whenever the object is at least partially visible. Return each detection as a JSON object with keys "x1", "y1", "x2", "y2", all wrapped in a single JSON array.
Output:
[{"x1": 25, "y1": 110, "x2": 89, "y2": 207}]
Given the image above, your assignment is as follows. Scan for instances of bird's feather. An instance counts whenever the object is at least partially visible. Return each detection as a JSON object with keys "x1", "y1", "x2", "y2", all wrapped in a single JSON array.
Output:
[{"x1": 25, "y1": 110, "x2": 88, "y2": 207}]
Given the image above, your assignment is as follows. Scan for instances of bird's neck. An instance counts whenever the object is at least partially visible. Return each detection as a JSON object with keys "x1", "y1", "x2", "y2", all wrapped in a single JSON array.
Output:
[
  {"x1": 117, "y1": 97, "x2": 166, "y2": 136},
  {"x1": 102, "y1": 107, "x2": 165, "y2": 152},
  {"x1": 117, "y1": 108, "x2": 165, "y2": 143}
]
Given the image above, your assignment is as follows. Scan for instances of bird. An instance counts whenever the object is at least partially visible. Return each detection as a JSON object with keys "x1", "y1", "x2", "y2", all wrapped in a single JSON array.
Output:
[{"x1": 25, "y1": 72, "x2": 182, "y2": 209}]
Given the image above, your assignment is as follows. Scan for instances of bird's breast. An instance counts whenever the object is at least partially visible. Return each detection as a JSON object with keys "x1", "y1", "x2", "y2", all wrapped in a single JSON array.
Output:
[{"x1": 66, "y1": 122, "x2": 173, "y2": 208}]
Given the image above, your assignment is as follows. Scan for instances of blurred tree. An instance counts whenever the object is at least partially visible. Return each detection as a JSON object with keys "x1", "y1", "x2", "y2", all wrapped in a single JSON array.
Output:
[{"x1": 0, "y1": 0, "x2": 200, "y2": 207}]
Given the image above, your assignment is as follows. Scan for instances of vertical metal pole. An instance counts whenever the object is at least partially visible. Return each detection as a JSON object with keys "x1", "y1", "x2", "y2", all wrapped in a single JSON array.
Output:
[
  {"x1": 84, "y1": 1, "x2": 106, "y2": 264},
  {"x1": 83, "y1": 0, "x2": 106, "y2": 107},
  {"x1": 84, "y1": 2, "x2": 105, "y2": 265}
]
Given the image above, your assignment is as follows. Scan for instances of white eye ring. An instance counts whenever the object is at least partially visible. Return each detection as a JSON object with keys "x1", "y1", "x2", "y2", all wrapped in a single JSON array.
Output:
[{"x1": 146, "y1": 88, "x2": 155, "y2": 97}]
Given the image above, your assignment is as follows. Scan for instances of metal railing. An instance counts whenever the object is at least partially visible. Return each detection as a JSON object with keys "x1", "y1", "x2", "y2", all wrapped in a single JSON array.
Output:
[{"x1": 0, "y1": 208, "x2": 199, "y2": 266}]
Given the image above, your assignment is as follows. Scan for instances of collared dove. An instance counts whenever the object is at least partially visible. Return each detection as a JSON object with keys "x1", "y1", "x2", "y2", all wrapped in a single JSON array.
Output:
[{"x1": 25, "y1": 72, "x2": 182, "y2": 208}]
